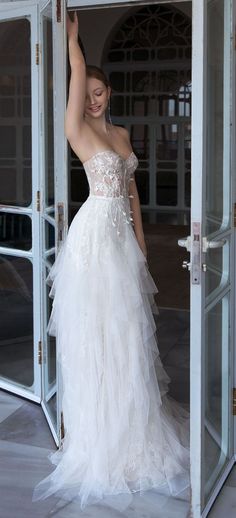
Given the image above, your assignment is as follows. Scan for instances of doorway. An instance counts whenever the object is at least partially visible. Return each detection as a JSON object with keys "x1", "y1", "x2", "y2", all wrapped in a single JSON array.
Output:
[
  {"x1": 0, "y1": 0, "x2": 234, "y2": 516},
  {"x1": 68, "y1": 2, "x2": 191, "y2": 410}
]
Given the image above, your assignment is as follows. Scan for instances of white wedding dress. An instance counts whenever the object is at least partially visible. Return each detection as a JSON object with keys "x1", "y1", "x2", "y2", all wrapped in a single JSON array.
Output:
[{"x1": 32, "y1": 150, "x2": 190, "y2": 510}]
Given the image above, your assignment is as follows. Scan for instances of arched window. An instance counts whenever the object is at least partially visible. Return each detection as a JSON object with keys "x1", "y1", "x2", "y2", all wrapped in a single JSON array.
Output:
[{"x1": 103, "y1": 4, "x2": 191, "y2": 214}]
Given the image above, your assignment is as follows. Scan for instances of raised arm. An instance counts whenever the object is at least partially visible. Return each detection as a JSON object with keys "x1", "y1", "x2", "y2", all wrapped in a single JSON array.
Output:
[{"x1": 65, "y1": 12, "x2": 86, "y2": 144}]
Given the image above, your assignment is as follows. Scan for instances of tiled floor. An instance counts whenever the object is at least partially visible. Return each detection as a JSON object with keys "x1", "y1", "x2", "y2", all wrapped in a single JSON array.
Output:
[
  {"x1": 0, "y1": 305, "x2": 233, "y2": 518},
  {"x1": 208, "y1": 467, "x2": 236, "y2": 517},
  {"x1": 0, "y1": 391, "x2": 191, "y2": 518},
  {"x1": 0, "y1": 307, "x2": 191, "y2": 518},
  {"x1": 2, "y1": 388, "x2": 236, "y2": 518}
]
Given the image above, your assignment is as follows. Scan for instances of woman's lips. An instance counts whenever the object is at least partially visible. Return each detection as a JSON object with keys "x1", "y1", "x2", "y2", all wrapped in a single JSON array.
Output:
[{"x1": 89, "y1": 105, "x2": 101, "y2": 112}]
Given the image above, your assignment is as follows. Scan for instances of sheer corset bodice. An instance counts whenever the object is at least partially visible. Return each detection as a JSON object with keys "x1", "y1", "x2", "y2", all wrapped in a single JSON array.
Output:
[{"x1": 83, "y1": 150, "x2": 139, "y2": 198}]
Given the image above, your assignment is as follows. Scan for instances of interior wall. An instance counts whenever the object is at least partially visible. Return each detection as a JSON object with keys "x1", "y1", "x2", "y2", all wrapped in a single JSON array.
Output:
[{"x1": 78, "y1": 2, "x2": 192, "y2": 66}]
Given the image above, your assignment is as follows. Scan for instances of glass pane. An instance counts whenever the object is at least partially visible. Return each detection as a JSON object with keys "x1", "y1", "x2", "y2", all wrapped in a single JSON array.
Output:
[
  {"x1": 71, "y1": 162, "x2": 88, "y2": 203},
  {"x1": 43, "y1": 15, "x2": 55, "y2": 207},
  {"x1": 204, "y1": 296, "x2": 230, "y2": 500},
  {"x1": 159, "y1": 94, "x2": 178, "y2": 117},
  {"x1": 0, "y1": 255, "x2": 33, "y2": 387},
  {"x1": 0, "y1": 19, "x2": 32, "y2": 207},
  {"x1": 203, "y1": 1, "x2": 232, "y2": 509},
  {"x1": 205, "y1": 240, "x2": 229, "y2": 299},
  {"x1": 46, "y1": 252, "x2": 55, "y2": 266},
  {"x1": 156, "y1": 124, "x2": 178, "y2": 206},
  {"x1": 156, "y1": 171, "x2": 177, "y2": 206},
  {"x1": 0, "y1": 213, "x2": 31, "y2": 250},
  {"x1": 205, "y1": 0, "x2": 230, "y2": 234},
  {"x1": 43, "y1": 269, "x2": 56, "y2": 427},
  {"x1": 45, "y1": 221, "x2": 55, "y2": 251},
  {"x1": 109, "y1": 71, "x2": 125, "y2": 92},
  {"x1": 184, "y1": 122, "x2": 191, "y2": 207},
  {"x1": 131, "y1": 125, "x2": 149, "y2": 205},
  {"x1": 111, "y1": 95, "x2": 124, "y2": 116}
]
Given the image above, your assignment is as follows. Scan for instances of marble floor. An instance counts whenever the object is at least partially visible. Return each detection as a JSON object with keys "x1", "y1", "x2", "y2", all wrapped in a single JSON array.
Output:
[
  {"x1": 0, "y1": 307, "x2": 191, "y2": 518},
  {"x1": 0, "y1": 389, "x2": 191, "y2": 518},
  {"x1": 208, "y1": 467, "x2": 236, "y2": 517},
  {"x1": 0, "y1": 306, "x2": 234, "y2": 518},
  {"x1": 1, "y1": 388, "x2": 235, "y2": 518}
]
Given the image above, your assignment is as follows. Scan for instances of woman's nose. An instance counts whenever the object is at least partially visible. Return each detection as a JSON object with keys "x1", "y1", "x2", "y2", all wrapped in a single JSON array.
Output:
[{"x1": 88, "y1": 95, "x2": 96, "y2": 105}]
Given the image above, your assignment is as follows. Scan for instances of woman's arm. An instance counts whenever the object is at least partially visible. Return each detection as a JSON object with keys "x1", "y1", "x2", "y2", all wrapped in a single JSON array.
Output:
[
  {"x1": 65, "y1": 12, "x2": 86, "y2": 143},
  {"x1": 129, "y1": 178, "x2": 147, "y2": 259}
]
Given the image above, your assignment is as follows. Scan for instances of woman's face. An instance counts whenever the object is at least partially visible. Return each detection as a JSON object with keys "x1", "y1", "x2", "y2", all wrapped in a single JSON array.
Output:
[{"x1": 84, "y1": 77, "x2": 110, "y2": 119}]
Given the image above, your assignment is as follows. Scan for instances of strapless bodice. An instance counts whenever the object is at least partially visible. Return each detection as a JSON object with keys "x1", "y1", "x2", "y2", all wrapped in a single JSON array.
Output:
[{"x1": 83, "y1": 150, "x2": 138, "y2": 198}]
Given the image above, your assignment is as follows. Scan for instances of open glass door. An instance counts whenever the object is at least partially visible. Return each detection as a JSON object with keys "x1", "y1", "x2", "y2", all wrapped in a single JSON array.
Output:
[
  {"x1": 0, "y1": 0, "x2": 67, "y2": 442},
  {"x1": 179, "y1": 0, "x2": 235, "y2": 516},
  {"x1": 0, "y1": 2, "x2": 41, "y2": 401},
  {"x1": 39, "y1": 0, "x2": 68, "y2": 443},
  {"x1": 39, "y1": 0, "x2": 57, "y2": 442}
]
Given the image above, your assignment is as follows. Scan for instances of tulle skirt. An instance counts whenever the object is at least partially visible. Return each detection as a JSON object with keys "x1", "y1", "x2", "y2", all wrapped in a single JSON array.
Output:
[{"x1": 32, "y1": 195, "x2": 190, "y2": 510}]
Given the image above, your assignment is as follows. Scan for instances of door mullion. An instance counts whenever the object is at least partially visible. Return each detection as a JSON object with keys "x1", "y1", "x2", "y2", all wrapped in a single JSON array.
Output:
[
  {"x1": 31, "y1": 4, "x2": 42, "y2": 399},
  {"x1": 191, "y1": 0, "x2": 205, "y2": 515}
]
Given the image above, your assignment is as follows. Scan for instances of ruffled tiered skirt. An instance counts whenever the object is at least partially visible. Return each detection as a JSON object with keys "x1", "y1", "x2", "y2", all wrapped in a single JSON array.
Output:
[{"x1": 32, "y1": 195, "x2": 190, "y2": 510}]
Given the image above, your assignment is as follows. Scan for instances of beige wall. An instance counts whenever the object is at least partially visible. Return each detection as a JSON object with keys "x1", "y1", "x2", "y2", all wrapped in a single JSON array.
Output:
[{"x1": 78, "y1": 2, "x2": 192, "y2": 66}]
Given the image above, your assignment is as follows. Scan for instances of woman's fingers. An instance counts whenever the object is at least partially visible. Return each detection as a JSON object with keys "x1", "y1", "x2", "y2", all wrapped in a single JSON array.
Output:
[{"x1": 66, "y1": 11, "x2": 78, "y2": 37}]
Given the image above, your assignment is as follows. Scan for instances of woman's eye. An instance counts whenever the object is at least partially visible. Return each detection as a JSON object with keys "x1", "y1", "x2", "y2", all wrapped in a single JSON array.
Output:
[{"x1": 96, "y1": 92, "x2": 102, "y2": 97}]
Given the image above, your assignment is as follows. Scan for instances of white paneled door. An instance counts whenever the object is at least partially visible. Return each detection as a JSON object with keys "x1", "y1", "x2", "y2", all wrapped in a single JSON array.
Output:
[{"x1": 180, "y1": 0, "x2": 235, "y2": 516}]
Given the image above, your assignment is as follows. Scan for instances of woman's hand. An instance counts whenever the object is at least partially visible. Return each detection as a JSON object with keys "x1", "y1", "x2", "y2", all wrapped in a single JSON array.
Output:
[{"x1": 67, "y1": 11, "x2": 79, "y2": 40}]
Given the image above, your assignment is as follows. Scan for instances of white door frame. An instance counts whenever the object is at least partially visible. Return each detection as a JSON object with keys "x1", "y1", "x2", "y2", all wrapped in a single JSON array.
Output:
[
  {"x1": 37, "y1": 0, "x2": 68, "y2": 443},
  {"x1": 52, "y1": 0, "x2": 68, "y2": 444}
]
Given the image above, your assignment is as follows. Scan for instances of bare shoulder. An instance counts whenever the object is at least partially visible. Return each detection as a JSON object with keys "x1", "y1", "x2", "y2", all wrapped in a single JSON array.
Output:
[{"x1": 114, "y1": 125, "x2": 130, "y2": 142}]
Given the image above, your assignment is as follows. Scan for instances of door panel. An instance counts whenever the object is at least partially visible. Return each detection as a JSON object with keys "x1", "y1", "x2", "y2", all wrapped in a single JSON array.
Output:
[
  {"x1": 0, "y1": 5, "x2": 41, "y2": 401},
  {"x1": 40, "y1": 0, "x2": 67, "y2": 443},
  {"x1": 39, "y1": 0, "x2": 57, "y2": 436},
  {"x1": 202, "y1": 0, "x2": 233, "y2": 507},
  {"x1": 190, "y1": 0, "x2": 234, "y2": 516}
]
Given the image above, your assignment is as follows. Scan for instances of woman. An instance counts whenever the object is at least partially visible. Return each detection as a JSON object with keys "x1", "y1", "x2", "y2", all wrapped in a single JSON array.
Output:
[{"x1": 32, "y1": 11, "x2": 190, "y2": 511}]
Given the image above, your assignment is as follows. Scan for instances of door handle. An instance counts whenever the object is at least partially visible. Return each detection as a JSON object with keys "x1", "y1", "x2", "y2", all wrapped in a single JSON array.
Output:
[
  {"x1": 178, "y1": 235, "x2": 226, "y2": 252},
  {"x1": 178, "y1": 223, "x2": 201, "y2": 284},
  {"x1": 202, "y1": 237, "x2": 226, "y2": 252},
  {"x1": 178, "y1": 235, "x2": 191, "y2": 251}
]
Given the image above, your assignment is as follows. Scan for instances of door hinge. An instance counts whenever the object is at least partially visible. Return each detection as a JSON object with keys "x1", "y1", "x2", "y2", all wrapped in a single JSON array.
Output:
[
  {"x1": 36, "y1": 190, "x2": 40, "y2": 212},
  {"x1": 233, "y1": 388, "x2": 236, "y2": 415},
  {"x1": 57, "y1": 202, "x2": 64, "y2": 245},
  {"x1": 35, "y1": 43, "x2": 39, "y2": 65},
  {"x1": 60, "y1": 411, "x2": 65, "y2": 439},
  {"x1": 38, "y1": 340, "x2": 42, "y2": 365},
  {"x1": 234, "y1": 203, "x2": 236, "y2": 227},
  {"x1": 56, "y1": 0, "x2": 61, "y2": 22}
]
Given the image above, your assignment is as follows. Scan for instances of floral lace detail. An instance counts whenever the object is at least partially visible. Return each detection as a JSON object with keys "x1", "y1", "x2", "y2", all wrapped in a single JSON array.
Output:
[
  {"x1": 83, "y1": 150, "x2": 138, "y2": 199},
  {"x1": 82, "y1": 150, "x2": 139, "y2": 239}
]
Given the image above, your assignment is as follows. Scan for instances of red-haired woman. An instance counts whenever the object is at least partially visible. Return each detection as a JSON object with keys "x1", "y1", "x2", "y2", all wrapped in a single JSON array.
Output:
[{"x1": 33, "y1": 11, "x2": 190, "y2": 511}]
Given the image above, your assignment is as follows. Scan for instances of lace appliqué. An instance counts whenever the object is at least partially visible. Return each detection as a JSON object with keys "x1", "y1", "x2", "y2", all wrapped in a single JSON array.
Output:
[
  {"x1": 83, "y1": 150, "x2": 138, "y2": 235},
  {"x1": 84, "y1": 150, "x2": 138, "y2": 199}
]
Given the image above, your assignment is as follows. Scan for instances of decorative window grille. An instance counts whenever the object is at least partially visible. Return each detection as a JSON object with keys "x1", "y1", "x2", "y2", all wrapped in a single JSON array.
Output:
[{"x1": 69, "y1": 4, "x2": 191, "y2": 219}]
